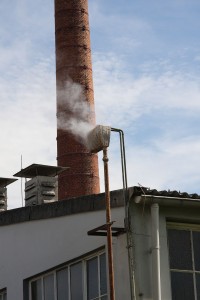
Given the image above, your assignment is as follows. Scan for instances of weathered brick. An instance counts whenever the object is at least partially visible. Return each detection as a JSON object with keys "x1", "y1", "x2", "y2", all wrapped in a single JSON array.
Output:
[{"x1": 55, "y1": 0, "x2": 100, "y2": 200}]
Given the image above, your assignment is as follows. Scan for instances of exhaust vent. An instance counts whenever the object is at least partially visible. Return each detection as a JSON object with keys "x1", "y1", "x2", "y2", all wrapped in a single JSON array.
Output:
[
  {"x1": 0, "y1": 178, "x2": 18, "y2": 211},
  {"x1": 14, "y1": 164, "x2": 68, "y2": 206},
  {"x1": 87, "y1": 125, "x2": 111, "y2": 153}
]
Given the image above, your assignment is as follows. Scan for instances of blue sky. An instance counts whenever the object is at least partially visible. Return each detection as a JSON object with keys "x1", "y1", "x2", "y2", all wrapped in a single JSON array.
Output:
[{"x1": 0, "y1": 0, "x2": 200, "y2": 208}]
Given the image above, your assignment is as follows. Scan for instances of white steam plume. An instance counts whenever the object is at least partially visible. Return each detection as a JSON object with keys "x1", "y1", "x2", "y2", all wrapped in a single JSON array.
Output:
[{"x1": 57, "y1": 79, "x2": 95, "y2": 146}]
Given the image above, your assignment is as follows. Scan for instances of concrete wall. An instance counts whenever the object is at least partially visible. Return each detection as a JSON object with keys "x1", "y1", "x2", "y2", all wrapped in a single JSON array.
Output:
[
  {"x1": 0, "y1": 206, "x2": 131, "y2": 300},
  {"x1": 130, "y1": 200, "x2": 200, "y2": 300},
  {"x1": 4, "y1": 188, "x2": 198, "y2": 300}
]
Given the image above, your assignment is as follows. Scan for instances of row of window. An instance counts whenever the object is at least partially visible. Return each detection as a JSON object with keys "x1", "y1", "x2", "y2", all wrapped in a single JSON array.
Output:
[
  {"x1": 29, "y1": 251, "x2": 107, "y2": 300},
  {"x1": 28, "y1": 225, "x2": 200, "y2": 300},
  {"x1": 2, "y1": 225, "x2": 200, "y2": 300}
]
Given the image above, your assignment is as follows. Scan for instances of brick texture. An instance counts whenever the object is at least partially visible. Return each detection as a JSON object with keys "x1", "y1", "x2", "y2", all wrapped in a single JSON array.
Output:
[{"x1": 55, "y1": 0, "x2": 100, "y2": 200}]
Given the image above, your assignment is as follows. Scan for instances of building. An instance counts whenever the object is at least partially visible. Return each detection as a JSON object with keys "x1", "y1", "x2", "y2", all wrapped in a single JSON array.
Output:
[
  {"x1": 0, "y1": 189, "x2": 130, "y2": 300},
  {"x1": 1, "y1": 1, "x2": 198, "y2": 299},
  {"x1": 1, "y1": 186, "x2": 200, "y2": 299},
  {"x1": 130, "y1": 186, "x2": 200, "y2": 300}
]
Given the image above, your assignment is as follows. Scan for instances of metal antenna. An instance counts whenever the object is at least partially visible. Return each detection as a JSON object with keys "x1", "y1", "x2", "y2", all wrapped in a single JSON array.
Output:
[{"x1": 21, "y1": 155, "x2": 24, "y2": 207}]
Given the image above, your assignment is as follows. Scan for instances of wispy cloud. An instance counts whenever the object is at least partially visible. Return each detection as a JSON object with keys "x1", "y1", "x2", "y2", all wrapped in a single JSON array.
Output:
[
  {"x1": 89, "y1": 2, "x2": 156, "y2": 55},
  {"x1": 93, "y1": 53, "x2": 200, "y2": 127},
  {"x1": 93, "y1": 52, "x2": 200, "y2": 193},
  {"x1": 1, "y1": 0, "x2": 200, "y2": 208},
  {"x1": 0, "y1": 56, "x2": 56, "y2": 208}
]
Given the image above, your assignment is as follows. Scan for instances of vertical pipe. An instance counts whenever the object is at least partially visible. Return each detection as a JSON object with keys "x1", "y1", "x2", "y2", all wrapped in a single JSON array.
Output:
[
  {"x1": 151, "y1": 203, "x2": 161, "y2": 300},
  {"x1": 111, "y1": 128, "x2": 136, "y2": 299},
  {"x1": 103, "y1": 148, "x2": 115, "y2": 300}
]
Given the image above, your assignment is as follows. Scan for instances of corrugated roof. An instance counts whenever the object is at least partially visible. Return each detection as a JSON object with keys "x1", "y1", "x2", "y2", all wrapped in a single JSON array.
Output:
[
  {"x1": 0, "y1": 186, "x2": 200, "y2": 226},
  {"x1": 132, "y1": 186, "x2": 200, "y2": 200}
]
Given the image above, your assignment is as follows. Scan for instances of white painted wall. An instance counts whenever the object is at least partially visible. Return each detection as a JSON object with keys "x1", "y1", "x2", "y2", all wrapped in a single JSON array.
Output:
[
  {"x1": 0, "y1": 206, "x2": 131, "y2": 300},
  {"x1": 4, "y1": 196, "x2": 197, "y2": 300},
  {"x1": 113, "y1": 234, "x2": 131, "y2": 299},
  {"x1": 130, "y1": 203, "x2": 153, "y2": 300},
  {"x1": 130, "y1": 201, "x2": 200, "y2": 300}
]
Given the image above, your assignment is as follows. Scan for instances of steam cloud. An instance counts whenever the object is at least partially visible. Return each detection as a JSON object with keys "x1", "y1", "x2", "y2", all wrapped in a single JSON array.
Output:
[{"x1": 57, "y1": 79, "x2": 95, "y2": 147}]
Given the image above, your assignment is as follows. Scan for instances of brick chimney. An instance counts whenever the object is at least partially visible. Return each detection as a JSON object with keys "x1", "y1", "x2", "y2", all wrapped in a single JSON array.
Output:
[{"x1": 55, "y1": 0, "x2": 100, "y2": 200}]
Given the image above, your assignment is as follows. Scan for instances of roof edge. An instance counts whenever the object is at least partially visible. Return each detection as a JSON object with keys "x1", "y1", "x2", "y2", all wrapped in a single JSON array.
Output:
[
  {"x1": 0, "y1": 189, "x2": 125, "y2": 227},
  {"x1": 134, "y1": 194, "x2": 200, "y2": 207}
]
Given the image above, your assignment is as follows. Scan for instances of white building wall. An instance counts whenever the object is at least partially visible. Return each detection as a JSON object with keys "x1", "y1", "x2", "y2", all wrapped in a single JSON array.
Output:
[
  {"x1": 159, "y1": 211, "x2": 172, "y2": 300},
  {"x1": 113, "y1": 234, "x2": 131, "y2": 299},
  {"x1": 130, "y1": 200, "x2": 200, "y2": 300},
  {"x1": 130, "y1": 203, "x2": 153, "y2": 300},
  {"x1": 130, "y1": 203, "x2": 174, "y2": 300},
  {"x1": 0, "y1": 206, "x2": 131, "y2": 300}
]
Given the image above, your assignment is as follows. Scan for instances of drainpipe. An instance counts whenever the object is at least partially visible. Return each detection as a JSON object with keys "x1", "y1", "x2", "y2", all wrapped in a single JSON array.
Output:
[
  {"x1": 88, "y1": 126, "x2": 136, "y2": 299},
  {"x1": 151, "y1": 203, "x2": 161, "y2": 300}
]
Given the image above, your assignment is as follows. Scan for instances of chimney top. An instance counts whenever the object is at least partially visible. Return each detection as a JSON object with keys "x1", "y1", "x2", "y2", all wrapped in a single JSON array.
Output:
[
  {"x1": 0, "y1": 178, "x2": 17, "y2": 188},
  {"x1": 13, "y1": 164, "x2": 69, "y2": 178}
]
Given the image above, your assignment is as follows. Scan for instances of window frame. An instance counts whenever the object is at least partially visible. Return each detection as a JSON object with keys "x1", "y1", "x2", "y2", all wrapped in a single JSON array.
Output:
[
  {"x1": 0, "y1": 288, "x2": 7, "y2": 300},
  {"x1": 85, "y1": 253, "x2": 108, "y2": 300},
  {"x1": 28, "y1": 249, "x2": 107, "y2": 300},
  {"x1": 167, "y1": 222, "x2": 200, "y2": 300}
]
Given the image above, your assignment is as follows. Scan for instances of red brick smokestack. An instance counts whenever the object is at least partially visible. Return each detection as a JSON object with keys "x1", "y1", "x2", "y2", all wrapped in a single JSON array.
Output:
[{"x1": 55, "y1": 0, "x2": 100, "y2": 200}]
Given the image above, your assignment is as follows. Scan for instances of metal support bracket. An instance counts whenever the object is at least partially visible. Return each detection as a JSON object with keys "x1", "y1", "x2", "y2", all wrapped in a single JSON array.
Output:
[{"x1": 87, "y1": 224, "x2": 126, "y2": 237}]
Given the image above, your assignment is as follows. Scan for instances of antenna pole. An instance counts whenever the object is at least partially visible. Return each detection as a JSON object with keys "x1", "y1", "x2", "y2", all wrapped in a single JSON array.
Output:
[{"x1": 21, "y1": 155, "x2": 24, "y2": 207}]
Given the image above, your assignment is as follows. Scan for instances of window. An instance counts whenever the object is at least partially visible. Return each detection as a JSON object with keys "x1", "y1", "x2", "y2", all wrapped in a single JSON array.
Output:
[
  {"x1": 87, "y1": 254, "x2": 107, "y2": 300},
  {"x1": 0, "y1": 289, "x2": 7, "y2": 300},
  {"x1": 29, "y1": 251, "x2": 107, "y2": 300},
  {"x1": 167, "y1": 223, "x2": 200, "y2": 300}
]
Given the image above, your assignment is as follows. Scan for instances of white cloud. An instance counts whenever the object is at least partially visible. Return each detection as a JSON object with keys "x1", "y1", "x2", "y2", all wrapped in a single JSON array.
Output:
[
  {"x1": 93, "y1": 53, "x2": 200, "y2": 129},
  {"x1": 1, "y1": 52, "x2": 200, "y2": 208},
  {"x1": 89, "y1": 1, "x2": 156, "y2": 54},
  {"x1": 125, "y1": 135, "x2": 200, "y2": 193},
  {"x1": 0, "y1": 56, "x2": 56, "y2": 209},
  {"x1": 93, "y1": 52, "x2": 200, "y2": 194},
  {"x1": 1, "y1": 0, "x2": 200, "y2": 209}
]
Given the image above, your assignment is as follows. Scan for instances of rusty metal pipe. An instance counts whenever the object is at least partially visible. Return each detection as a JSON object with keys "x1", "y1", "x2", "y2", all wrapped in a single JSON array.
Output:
[
  {"x1": 103, "y1": 147, "x2": 115, "y2": 300},
  {"x1": 87, "y1": 125, "x2": 115, "y2": 299}
]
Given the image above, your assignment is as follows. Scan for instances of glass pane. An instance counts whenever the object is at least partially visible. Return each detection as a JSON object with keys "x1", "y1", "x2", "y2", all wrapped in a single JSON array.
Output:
[
  {"x1": 100, "y1": 254, "x2": 107, "y2": 295},
  {"x1": 57, "y1": 268, "x2": 69, "y2": 300},
  {"x1": 168, "y1": 229, "x2": 192, "y2": 270},
  {"x1": 101, "y1": 296, "x2": 107, "y2": 300},
  {"x1": 193, "y1": 231, "x2": 200, "y2": 271},
  {"x1": 44, "y1": 274, "x2": 54, "y2": 300},
  {"x1": 0, "y1": 296, "x2": 2, "y2": 300},
  {"x1": 3, "y1": 294, "x2": 6, "y2": 300},
  {"x1": 196, "y1": 273, "x2": 200, "y2": 300},
  {"x1": 70, "y1": 262, "x2": 83, "y2": 300},
  {"x1": 171, "y1": 271, "x2": 194, "y2": 300},
  {"x1": 31, "y1": 279, "x2": 42, "y2": 300},
  {"x1": 87, "y1": 257, "x2": 98, "y2": 299}
]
